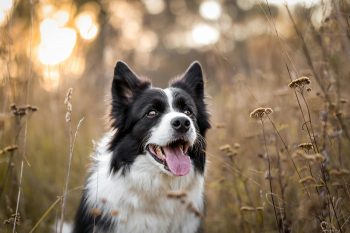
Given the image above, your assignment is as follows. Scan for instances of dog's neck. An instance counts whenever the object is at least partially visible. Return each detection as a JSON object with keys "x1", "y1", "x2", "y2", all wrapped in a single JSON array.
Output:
[{"x1": 83, "y1": 133, "x2": 204, "y2": 233}]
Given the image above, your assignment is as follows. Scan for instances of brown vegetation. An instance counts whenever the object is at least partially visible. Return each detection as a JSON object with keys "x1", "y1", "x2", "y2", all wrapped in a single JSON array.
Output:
[{"x1": 1, "y1": 0, "x2": 350, "y2": 233}]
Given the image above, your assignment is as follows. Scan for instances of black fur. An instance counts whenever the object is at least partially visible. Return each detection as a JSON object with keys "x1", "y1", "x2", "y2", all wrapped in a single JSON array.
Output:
[
  {"x1": 73, "y1": 61, "x2": 210, "y2": 233},
  {"x1": 73, "y1": 191, "x2": 115, "y2": 233},
  {"x1": 108, "y1": 61, "x2": 210, "y2": 174},
  {"x1": 171, "y1": 62, "x2": 211, "y2": 173}
]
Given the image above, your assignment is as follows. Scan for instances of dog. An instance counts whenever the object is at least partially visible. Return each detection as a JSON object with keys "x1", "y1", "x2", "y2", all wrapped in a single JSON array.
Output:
[{"x1": 73, "y1": 61, "x2": 210, "y2": 233}]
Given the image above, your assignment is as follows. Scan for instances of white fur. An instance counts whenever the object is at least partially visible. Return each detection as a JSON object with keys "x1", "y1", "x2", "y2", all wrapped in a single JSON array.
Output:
[
  {"x1": 146, "y1": 88, "x2": 197, "y2": 175},
  {"x1": 85, "y1": 133, "x2": 204, "y2": 233},
  {"x1": 84, "y1": 88, "x2": 204, "y2": 233}
]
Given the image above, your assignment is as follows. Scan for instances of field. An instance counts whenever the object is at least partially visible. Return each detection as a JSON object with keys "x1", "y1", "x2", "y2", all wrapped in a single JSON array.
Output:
[{"x1": 1, "y1": 0, "x2": 350, "y2": 232}]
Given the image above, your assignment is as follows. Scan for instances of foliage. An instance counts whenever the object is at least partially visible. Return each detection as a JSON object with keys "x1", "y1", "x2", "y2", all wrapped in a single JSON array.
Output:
[{"x1": 0, "y1": 0, "x2": 350, "y2": 232}]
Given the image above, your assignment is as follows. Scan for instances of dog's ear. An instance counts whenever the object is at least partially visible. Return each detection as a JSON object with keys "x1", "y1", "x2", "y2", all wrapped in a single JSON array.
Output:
[
  {"x1": 112, "y1": 61, "x2": 149, "y2": 103},
  {"x1": 173, "y1": 61, "x2": 204, "y2": 100},
  {"x1": 111, "y1": 61, "x2": 150, "y2": 127},
  {"x1": 171, "y1": 61, "x2": 210, "y2": 136}
]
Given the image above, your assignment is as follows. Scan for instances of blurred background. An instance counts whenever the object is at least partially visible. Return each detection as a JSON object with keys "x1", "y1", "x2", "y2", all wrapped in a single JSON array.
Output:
[{"x1": 1, "y1": 0, "x2": 350, "y2": 232}]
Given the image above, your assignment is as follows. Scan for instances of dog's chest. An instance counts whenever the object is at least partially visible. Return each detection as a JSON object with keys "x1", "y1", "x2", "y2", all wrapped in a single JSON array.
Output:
[
  {"x1": 110, "y1": 192, "x2": 200, "y2": 233},
  {"x1": 85, "y1": 154, "x2": 204, "y2": 233}
]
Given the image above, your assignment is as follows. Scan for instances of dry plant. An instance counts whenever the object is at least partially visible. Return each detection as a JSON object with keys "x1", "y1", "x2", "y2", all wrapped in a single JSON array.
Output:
[
  {"x1": 58, "y1": 88, "x2": 84, "y2": 233},
  {"x1": 0, "y1": 1, "x2": 349, "y2": 233}
]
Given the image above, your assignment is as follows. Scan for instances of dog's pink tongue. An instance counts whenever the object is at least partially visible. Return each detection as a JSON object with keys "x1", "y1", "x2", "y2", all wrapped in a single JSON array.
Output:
[{"x1": 163, "y1": 147, "x2": 191, "y2": 176}]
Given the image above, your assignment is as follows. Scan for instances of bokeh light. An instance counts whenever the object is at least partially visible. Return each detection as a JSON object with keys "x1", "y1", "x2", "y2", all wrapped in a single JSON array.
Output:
[
  {"x1": 75, "y1": 12, "x2": 99, "y2": 41},
  {"x1": 0, "y1": 0, "x2": 13, "y2": 11},
  {"x1": 199, "y1": 0, "x2": 222, "y2": 20},
  {"x1": 42, "y1": 68, "x2": 60, "y2": 91},
  {"x1": 53, "y1": 9, "x2": 70, "y2": 27},
  {"x1": 0, "y1": 0, "x2": 13, "y2": 26},
  {"x1": 142, "y1": 0, "x2": 165, "y2": 15},
  {"x1": 191, "y1": 23, "x2": 220, "y2": 46},
  {"x1": 38, "y1": 19, "x2": 77, "y2": 66}
]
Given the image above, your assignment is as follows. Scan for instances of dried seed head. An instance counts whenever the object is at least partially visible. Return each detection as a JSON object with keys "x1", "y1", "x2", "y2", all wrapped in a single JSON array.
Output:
[
  {"x1": 250, "y1": 108, "x2": 265, "y2": 119},
  {"x1": 0, "y1": 145, "x2": 19, "y2": 155},
  {"x1": 250, "y1": 108, "x2": 273, "y2": 120},
  {"x1": 240, "y1": 206, "x2": 255, "y2": 211},
  {"x1": 64, "y1": 88, "x2": 73, "y2": 123},
  {"x1": 264, "y1": 108, "x2": 273, "y2": 115},
  {"x1": 240, "y1": 206, "x2": 260, "y2": 211},
  {"x1": 306, "y1": 87, "x2": 312, "y2": 92},
  {"x1": 250, "y1": 107, "x2": 273, "y2": 119},
  {"x1": 299, "y1": 176, "x2": 316, "y2": 184},
  {"x1": 340, "y1": 98, "x2": 347, "y2": 104},
  {"x1": 90, "y1": 208, "x2": 102, "y2": 217},
  {"x1": 329, "y1": 169, "x2": 350, "y2": 177},
  {"x1": 293, "y1": 151, "x2": 324, "y2": 162},
  {"x1": 111, "y1": 210, "x2": 119, "y2": 216},
  {"x1": 233, "y1": 143, "x2": 240, "y2": 149},
  {"x1": 28, "y1": 106, "x2": 38, "y2": 112},
  {"x1": 167, "y1": 191, "x2": 187, "y2": 199},
  {"x1": 219, "y1": 144, "x2": 231, "y2": 151},
  {"x1": 313, "y1": 153, "x2": 325, "y2": 162},
  {"x1": 336, "y1": 111, "x2": 343, "y2": 117},
  {"x1": 3, "y1": 213, "x2": 21, "y2": 225},
  {"x1": 288, "y1": 76, "x2": 311, "y2": 89},
  {"x1": 186, "y1": 203, "x2": 202, "y2": 218},
  {"x1": 10, "y1": 104, "x2": 17, "y2": 111},
  {"x1": 298, "y1": 142, "x2": 313, "y2": 151},
  {"x1": 64, "y1": 88, "x2": 73, "y2": 105}
]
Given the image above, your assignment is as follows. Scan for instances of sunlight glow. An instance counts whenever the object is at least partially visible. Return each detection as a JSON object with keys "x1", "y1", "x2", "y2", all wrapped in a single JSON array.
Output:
[
  {"x1": 0, "y1": 0, "x2": 13, "y2": 26},
  {"x1": 75, "y1": 12, "x2": 99, "y2": 41},
  {"x1": 0, "y1": 11, "x2": 6, "y2": 25},
  {"x1": 38, "y1": 19, "x2": 77, "y2": 65},
  {"x1": 191, "y1": 24, "x2": 219, "y2": 46},
  {"x1": 53, "y1": 10, "x2": 70, "y2": 27},
  {"x1": 199, "y1": 0, "x2": 222, "y2": 20},
  {"x1": 142, "y1": 0, "x2": 165, "y2": 15},
  {"x1": 0, "y1": 0, "x2": 13, "y2": 12},
  {"x1": 42, "y1": 68, "x2": 60, "y2": 91}
]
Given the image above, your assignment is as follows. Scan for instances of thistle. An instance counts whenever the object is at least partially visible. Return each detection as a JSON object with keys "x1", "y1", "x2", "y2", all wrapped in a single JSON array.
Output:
[
  {"x1": 250, "y1": 107, "x2": 273, "y2": 119},
  {"x1": 288, "y1": 76, "x2": 311, "y2": 89}
]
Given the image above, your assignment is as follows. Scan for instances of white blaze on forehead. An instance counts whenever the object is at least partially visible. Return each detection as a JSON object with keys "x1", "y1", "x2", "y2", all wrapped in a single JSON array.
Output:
[
  {"x1": 146, "y1": 87, "x2": 197, "y2": 148},
  {"x1": 163, "y1": 88, "x2": 174, "y2": 112}
]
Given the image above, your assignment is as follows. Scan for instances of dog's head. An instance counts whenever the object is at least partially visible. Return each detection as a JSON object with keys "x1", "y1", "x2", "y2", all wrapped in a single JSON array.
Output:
[{"x1": 109, "y1": 61, "x2": 210, "y2": 176}]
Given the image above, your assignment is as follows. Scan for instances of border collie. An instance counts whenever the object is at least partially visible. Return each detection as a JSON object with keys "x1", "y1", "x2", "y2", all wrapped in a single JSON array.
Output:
[{"x1": 73, "y1": 61, "x2": 210, "y2": 233}]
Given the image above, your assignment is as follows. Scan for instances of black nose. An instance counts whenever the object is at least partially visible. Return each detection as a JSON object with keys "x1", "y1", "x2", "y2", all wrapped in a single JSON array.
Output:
[{"x1": 171, "y1": 117, "x2": 191, "y2": 133}]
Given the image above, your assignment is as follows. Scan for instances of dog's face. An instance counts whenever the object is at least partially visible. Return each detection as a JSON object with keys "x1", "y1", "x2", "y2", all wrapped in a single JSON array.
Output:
[{"x1": 109, "y1": 61, "x2": 210, "y2": 176}]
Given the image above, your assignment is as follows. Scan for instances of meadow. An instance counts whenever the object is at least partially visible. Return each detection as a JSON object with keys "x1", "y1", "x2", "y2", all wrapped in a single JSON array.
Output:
[{"x1": 0, "y1": 0, "x2": 350, "y2": 232}]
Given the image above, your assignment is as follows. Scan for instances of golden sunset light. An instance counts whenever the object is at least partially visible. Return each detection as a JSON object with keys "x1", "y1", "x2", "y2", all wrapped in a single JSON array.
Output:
[{"x1": 1, "y1": 1, "x2": 349, "y2": 233}]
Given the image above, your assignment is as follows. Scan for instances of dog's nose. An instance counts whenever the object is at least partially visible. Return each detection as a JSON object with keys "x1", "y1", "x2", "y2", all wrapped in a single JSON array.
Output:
[{"x1": 171, "y1": 117, "x2": 190, "y2": 133}]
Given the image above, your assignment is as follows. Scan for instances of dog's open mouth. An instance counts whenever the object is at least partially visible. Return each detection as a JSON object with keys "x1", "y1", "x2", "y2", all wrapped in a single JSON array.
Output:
[{"x1": 147, "y1": 140, "x2": 191, "y2": 176}]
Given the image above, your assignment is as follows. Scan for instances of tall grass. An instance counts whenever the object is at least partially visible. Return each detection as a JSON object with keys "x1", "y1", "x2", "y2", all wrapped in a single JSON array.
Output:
[{"x1": 0, "y1": 1, "x2": 350, "y2": 233}]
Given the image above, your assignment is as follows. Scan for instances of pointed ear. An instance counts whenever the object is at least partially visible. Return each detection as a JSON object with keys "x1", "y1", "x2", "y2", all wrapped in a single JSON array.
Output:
[
  {"x1": 112, "y1": 61, "x2": 149, "y2": 105},
  {"x1": 176, "y1": 61, "x2": 204, "y2": 99},
  {"x1": 172, "y1": 61, "x2": 210, "y2": 135},
  {"x1": 111, "y1": 61, "x2": 150, "y2": 128}
]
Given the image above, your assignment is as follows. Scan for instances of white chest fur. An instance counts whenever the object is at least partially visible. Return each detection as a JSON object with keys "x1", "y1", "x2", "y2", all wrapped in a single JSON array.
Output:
[{"x1": 84, "y1": 134, "x2": 204, "y2": 233}]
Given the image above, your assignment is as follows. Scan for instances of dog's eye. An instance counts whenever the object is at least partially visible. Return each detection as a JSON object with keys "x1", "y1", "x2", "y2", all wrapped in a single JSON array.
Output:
[
  {"x1": 146, "y1": 110, "x2": 158, "y2": 118},
  {"x1": 183, "y1": 110, "x2": 192, "y2": 116}
]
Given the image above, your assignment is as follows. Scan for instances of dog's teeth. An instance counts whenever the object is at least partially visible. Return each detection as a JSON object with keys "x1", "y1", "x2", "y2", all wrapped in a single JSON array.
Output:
[
  {"x1": 184, "y1": 144, "x2": 189, "y2": 153},
  {"x1": 155, "y1": 146, "x2": 162, "y2": 156}
]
